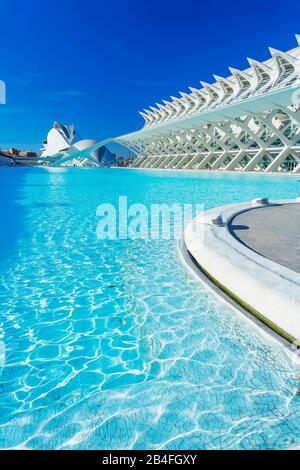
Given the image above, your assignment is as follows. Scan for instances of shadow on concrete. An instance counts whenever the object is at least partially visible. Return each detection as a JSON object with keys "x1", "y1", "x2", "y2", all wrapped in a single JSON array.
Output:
[
  {"x1": 228, "y1": 204, "x2": 300, "y2": 274},
  {"x1": 230, "y1": 224, "x2": 249, "y2": 231}
]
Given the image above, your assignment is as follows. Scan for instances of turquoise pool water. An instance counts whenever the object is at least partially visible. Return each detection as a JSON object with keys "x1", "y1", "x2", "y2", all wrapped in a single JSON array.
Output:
[{"x1": 1, "y1": 166, "x2": 300, "y2": 450}]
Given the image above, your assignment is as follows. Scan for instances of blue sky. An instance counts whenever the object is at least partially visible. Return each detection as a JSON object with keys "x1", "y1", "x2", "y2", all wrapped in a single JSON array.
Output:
[{"x1": 0, "y1": 0, "x2": 300, "y2": 154}]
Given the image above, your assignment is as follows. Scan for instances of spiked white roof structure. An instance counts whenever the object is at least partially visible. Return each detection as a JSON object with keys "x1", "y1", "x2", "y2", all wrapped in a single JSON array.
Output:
[
  {"x1": 113, "y1": 35, "x2": 300, "y2": 173},
  {"x1": 134, "y1": 40, "x2": 300, "y2": 130}
]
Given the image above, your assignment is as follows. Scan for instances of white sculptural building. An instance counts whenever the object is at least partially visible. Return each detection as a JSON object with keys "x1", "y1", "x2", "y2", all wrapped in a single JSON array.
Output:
[
  {"x1": 41, "y1": 122, "x2": 116, "y2": 167},
  {"x1": 116, "y1": 35, "x2": 300, "y2": 173}
]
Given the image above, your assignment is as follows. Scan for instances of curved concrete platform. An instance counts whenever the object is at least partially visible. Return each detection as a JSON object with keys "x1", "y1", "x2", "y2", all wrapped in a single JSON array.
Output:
[
  {"x1": 183, "y1": 197, "x2": 300, "y2": 346},
  {"x1": 230, "y1": 204, "x2": 300, "y2": 274}
]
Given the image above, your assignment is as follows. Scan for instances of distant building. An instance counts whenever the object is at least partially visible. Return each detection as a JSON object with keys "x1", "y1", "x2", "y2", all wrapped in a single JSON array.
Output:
[
  {"x1": 19, "y1": 151, "x2": 37, "y2": 158},
  {"x1": 41, "y1": 122, "x2": 116, "y2": 167},
  {"x1": 9, "y1": 148, "x2": 19, "y2": 156},
  {"x1": 41, "y1": 122, "x2": 76, "y2": 158},
  {"x1": 115, "y1": 156, "x2": 134, "y2": 167}
]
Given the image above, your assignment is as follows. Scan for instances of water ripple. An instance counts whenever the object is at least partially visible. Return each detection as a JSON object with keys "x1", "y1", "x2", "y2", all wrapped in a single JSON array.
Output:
[{"x1": 0, "y1": 167, "x2": 300, "y2": 449}]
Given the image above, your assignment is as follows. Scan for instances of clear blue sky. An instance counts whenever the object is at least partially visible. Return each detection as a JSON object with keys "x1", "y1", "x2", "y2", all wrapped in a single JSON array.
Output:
[{"x1": 0, "y1": 0, "x2": 300, "y2": 153}]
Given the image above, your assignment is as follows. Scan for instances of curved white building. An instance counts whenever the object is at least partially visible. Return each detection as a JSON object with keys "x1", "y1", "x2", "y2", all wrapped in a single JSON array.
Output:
[
  {"x1": 115, "y1": 35, "x2": 300, "y2": 173},
  {"x1": 41, "y1": 122, "x2": 116, "y2": 167},
  {"x1": 41, "y1": 122, "x2": 75, "y2": 157}
]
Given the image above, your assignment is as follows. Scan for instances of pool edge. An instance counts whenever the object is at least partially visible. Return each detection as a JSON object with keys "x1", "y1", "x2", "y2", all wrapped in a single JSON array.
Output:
[{"x1": 178, "y1": 238, "x2": 300, "y2": 359}]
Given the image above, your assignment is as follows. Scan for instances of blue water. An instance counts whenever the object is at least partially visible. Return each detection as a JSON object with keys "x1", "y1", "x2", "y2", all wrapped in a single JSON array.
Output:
[{"x1": 1, "y1": 166, "x2": 300, "y2": 450}]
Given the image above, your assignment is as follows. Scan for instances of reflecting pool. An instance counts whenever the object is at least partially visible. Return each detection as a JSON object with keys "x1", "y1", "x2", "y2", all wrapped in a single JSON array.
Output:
[{"x1": 0, "y1": 167, "x2": 300, "y2": 449}]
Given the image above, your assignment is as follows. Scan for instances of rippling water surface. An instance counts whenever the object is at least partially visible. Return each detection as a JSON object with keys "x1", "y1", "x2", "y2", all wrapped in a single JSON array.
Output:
[{"x1": 1, "y1": 167, "x2": 300, "y2": 449}]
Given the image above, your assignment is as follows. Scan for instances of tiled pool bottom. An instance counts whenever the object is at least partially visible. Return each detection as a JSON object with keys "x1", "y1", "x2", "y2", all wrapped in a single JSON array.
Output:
[{"x1": 0, "y1": 167, "x2": 300, "y2": 449}]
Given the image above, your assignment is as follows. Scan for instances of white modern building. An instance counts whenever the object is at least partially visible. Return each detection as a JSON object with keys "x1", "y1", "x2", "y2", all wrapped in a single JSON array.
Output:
[
  {"x1": 41, "y1": 122, "x2": 116, "y2": 167},
  {"x1": 115, "y1": 35, "x2": 300, "y2": 173}
]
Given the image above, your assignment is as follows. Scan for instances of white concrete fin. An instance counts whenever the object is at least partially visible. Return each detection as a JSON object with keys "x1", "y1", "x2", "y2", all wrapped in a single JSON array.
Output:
[
  {"x1": 163, "y1": 100, "x2": 178, "y2": 115},
  {"x1": 144, "y1": 109, "x2": 155, "y2": 120},
  {"x1": 156, "y1": 103, "x2": 165, "y2": 112},
  {"x1": 213, "y1": 74, "x2": 234, "y2": 84},
  {"x1": 171, "y1": 96, "x2": 184, "y2": 108},
  {"x1": 269, "y1": 47, "x2": 298, "y2": 64},
  {"x1": 247, "y1": 57, "x2": 273, "y2": 70},
  {"x1": 229, "y1": 67, "x2": 255, "y2": 79},
  {"x1": 228, "y1": 67, "x2": 255, "y2": 91},
  {"x1": 213, "y1": 74, "x2": 236, "y2": 92},
  {"x1": 200, "y1": 81, "x2": 221, "y2": 100},
  {"x1": 269, "y1": 47, "x2": 281, "y2": 56},
  {"x1": 189, "y1": 86, "x2": 200, "y2": 93},
  {"x1": 189, "y1": 86, "x2": 208, "y2": 99},
  {"x1": 149, "y1": 106, "x2": 161, "y2": 121},
  {"x1": 138, "y1": 111, "x2": 147, "y2": 122},
  {"x1": 200, "y1": 80, "x2": 212, "y2": 88}
]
